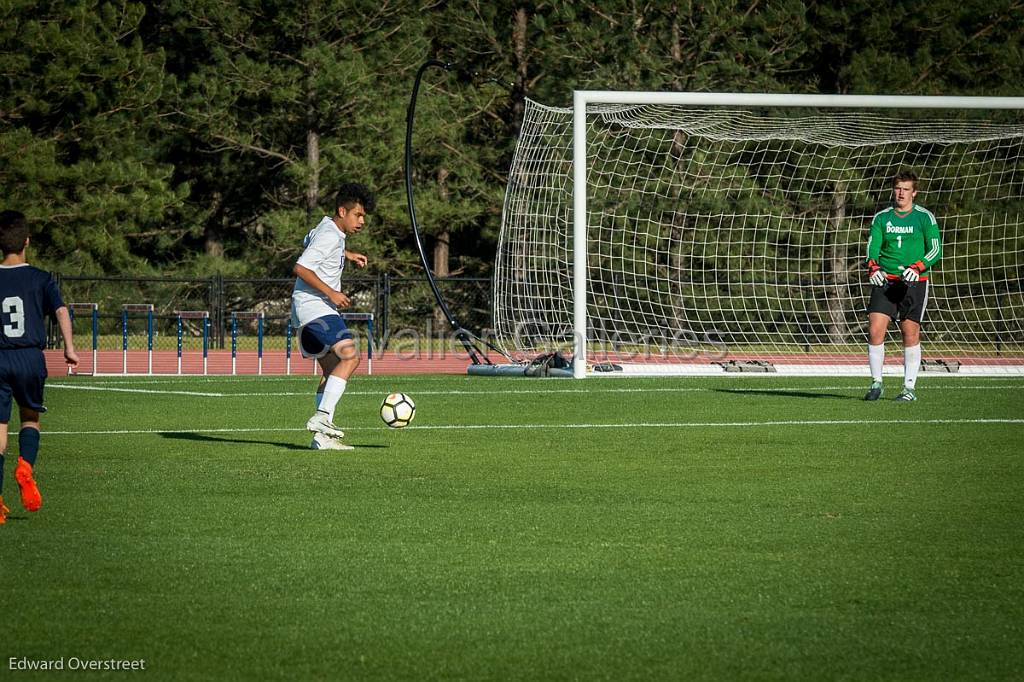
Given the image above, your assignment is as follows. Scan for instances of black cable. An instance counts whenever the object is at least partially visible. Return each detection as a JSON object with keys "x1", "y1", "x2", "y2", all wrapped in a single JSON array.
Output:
[{"x1": 404, "y1": 59, "x2": 501, "y2": 365}]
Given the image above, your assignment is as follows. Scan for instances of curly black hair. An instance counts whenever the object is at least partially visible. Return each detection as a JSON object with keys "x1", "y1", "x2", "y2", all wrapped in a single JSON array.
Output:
[{"x1": 335, "y1": 183, "x2": 376, "y2": 214}]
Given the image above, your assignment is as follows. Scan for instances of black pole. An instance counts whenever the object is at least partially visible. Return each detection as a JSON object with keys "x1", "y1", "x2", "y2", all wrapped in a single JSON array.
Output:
[{"x1": 404, "y1": 59, "x2": 489, "y2": 365}]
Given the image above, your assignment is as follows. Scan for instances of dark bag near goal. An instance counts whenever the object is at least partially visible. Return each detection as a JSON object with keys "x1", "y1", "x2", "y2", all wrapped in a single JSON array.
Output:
[{"x1": 524, "y1": 352, "x2": 572, "y2": 377}]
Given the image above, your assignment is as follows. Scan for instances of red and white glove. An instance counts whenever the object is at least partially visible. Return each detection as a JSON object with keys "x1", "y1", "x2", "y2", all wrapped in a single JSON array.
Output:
[
  {"x1": 901, "y1": 261, "x2": 925, "y2": 283},
  {"x1": 867, "y1": 259, "x2": 887, "y2": 287}
]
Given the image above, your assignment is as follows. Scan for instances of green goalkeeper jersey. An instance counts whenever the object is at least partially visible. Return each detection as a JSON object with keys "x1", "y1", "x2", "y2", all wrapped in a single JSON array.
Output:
[{"x1": 867, "y1": 204, "x2": 942, "y2": 278}]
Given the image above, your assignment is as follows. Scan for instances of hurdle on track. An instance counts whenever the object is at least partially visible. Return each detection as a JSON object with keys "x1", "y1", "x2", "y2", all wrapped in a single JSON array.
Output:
[
  {"x1": 345, "y1": 312, "x2": 374, "y2": 376},
  {"x1": 176, "y1": 310, "x2": 210, "y2": 375},
  {"x1": 231, "y1": 311, "x2": 264, "y2": 375},
  {"x1": 122, "y1": 304, "x2": 154, "y2": 375},
  {"x1": 284, "y1": 312, "x2": 374, "y2": 376},
  {"x1": 285, "y1": 319, "x2": 294, "y2": 375},
  {"x1": 61, "y1": 306, "x2": 374, "y2": 376},
  {"x1": 67, "y1": 303, "x2": 98, "y2": 375}
]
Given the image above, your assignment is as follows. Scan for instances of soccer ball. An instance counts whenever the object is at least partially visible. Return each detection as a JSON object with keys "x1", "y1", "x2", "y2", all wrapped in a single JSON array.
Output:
[{"x1": 380, "y1": 392, "x2": 415, "y2": 428}]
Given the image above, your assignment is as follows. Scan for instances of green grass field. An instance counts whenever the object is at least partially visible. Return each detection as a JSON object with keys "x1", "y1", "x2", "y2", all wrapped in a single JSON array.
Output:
[{"x1": 2, "y1": 374, "x2": 1023, "y2": 681}]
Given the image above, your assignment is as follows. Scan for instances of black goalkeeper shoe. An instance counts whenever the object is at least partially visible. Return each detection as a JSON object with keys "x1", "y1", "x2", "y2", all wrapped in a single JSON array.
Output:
[
  {"x1": 863, "y1": 381, "x2": 883, "y2": 401},
  {"x1": 893, "y1": 387, "x2": 917, "y2": 402}
]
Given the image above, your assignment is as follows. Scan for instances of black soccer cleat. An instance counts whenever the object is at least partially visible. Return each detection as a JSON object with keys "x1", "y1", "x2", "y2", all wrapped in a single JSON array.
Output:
[
  {"x1": 893, "y1": 387, "x2": 917, "y2": 402},
  {"x1": 863, "y1": 381, "x2": 883, "y2": 401}
]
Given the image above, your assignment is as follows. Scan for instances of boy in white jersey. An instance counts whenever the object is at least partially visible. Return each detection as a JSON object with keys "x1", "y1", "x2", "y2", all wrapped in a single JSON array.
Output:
[{"x1": 291, "y1": 184, "x2": 374, "y2": 449}]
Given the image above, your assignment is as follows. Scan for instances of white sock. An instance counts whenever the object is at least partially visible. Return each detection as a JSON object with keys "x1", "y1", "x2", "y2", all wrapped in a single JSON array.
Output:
[
  {"x1": 868, "y1": 344, "x2": 885, "y2": 383},
  {"x1": 903, "y1": 344, "x2": 922, "y2": 389},
  {"x1": 318, "y1": 375, "x2": 347, "y2": 422}
]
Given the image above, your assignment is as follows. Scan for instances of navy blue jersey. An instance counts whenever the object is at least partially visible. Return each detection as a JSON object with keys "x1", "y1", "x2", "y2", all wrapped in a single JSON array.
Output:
[{"x1": 0, "y1": 264, "x2": 64, "y2": 350}]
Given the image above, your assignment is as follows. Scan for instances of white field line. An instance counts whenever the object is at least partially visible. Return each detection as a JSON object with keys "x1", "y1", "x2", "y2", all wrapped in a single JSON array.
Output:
[
  {"x1": 57, "y1": 374, "x2": 1024, "y2": 384},
  {"x1": 38, "y1": 418, "x2": 1024, "y2": 436},
  {"x1": 49, "y1": 374, "x2": 1024, "y2": 385},
  {"x1": 46, "y1": 383, "x2": 1024, "y2": 398},
  {"x1": 48, "y1": 385, "x2": 229, "y2": 397}
]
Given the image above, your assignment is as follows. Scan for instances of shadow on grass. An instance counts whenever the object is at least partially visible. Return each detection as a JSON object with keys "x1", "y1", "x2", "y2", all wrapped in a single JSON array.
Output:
[
  {"x1": 713, "y1": 388, "x2": 859, "y2": 400},
  {"x1": 158, "y1": 432, "x2": 387, "y2": 450}
]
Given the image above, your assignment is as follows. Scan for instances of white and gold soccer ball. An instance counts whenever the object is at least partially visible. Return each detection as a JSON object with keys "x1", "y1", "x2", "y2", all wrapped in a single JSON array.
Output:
[{"x1": 380, "y1": 392, "x2": 416, "y2": 428}]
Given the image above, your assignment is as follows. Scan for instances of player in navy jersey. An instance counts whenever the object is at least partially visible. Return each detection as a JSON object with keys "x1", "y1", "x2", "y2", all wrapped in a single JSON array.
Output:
[{"x1": 0, "y1": 210, "x2": 78, "y2": 523}]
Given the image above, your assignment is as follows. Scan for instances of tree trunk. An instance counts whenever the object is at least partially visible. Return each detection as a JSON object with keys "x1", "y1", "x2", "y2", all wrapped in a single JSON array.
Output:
[
  {"x1": 827, "y1": 183, "x2": 849, "y2": 345},
  {"x1": 306, "y1": 128, "x2": 320, "y2": 225},
  {"x1": 433, "y1": 233, "x2": 450, "y2": 278},
  {"x1": 434, "y1": 168, "x2": 451, "y2": 330},
  {"x1": 204, "y1": 191, "x2": 225, "y2": 258},
  {"x1": 510, "y1": 7, "x2": 528, "y2": 137},
  {"x1": 668, "y1": 6, "x2": 688, "y2": 338},
  {"x1": 303, "y1": 3, "x2": 321, "y2": 226}
]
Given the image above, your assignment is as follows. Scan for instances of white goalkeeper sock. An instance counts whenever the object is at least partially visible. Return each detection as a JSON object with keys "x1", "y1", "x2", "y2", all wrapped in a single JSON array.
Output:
[
  {"x1": 903, "y1": 344, "x2": 922, "y2": 389},
  {"x1": 868, "y1": 343, "x2": 885, "y2": 383},
  {"x1": 318, "y1": 375, "x2": 347, "y2": 422}
]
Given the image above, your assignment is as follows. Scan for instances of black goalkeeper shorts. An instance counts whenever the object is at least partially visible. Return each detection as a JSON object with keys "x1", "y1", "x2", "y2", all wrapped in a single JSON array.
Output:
[{"x1": 867, "y1": 279, "x2": 930, "y2": 324}]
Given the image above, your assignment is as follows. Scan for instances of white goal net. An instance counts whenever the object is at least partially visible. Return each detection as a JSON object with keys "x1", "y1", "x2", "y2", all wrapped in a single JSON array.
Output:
[{"x1": 493, "y1": 93, "x2": 1024, "y2": 376}]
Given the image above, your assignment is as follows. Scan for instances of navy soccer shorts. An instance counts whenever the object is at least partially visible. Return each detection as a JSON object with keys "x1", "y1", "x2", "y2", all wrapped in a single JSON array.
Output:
[
  {"x1": 298, "y1": 314, "x2": 354, "y2": 359},
  {"x1": 867, "y1": 280, "x2": 930, "y2": 324},
  {"x1": 0, "y1": 347, "x2": 48, "y2": 421}
]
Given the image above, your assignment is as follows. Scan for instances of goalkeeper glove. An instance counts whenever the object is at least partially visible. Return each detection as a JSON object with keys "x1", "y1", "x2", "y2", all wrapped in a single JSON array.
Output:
[
  {"x1": 867, "y1": 259, "x2": 887, "y2": 287},
  {"x1": 901, "y1": 261, "x2": 925, "y2": 283}
]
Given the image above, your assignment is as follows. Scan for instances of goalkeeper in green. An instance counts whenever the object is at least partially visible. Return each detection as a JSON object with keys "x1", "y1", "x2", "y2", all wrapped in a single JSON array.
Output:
[{"x1": 863, "y1": 170, "x2": 942, "y2": 401}]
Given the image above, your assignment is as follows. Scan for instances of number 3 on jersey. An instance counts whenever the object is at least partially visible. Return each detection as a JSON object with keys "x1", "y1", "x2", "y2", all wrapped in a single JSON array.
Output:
[{"x1": 2, "y1": 296, "x2": 25, "y2": 337}]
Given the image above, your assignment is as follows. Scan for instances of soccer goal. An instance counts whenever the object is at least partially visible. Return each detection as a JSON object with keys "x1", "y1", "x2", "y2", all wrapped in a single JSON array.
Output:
[{"x1": 493, "y1": 92, "x2": 1024, "y2": 377}]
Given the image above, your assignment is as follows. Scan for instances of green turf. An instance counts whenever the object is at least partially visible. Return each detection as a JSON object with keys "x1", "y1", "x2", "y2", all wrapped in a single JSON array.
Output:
[{"x1": 2, "y1": 374, "x2": 1023, "y2": 680}]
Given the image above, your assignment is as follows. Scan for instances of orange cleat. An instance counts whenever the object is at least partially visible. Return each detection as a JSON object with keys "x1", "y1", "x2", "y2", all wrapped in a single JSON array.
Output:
[
  {"x1": 15, "y1": 458, "x2": 42, "y2": 512},
  {"x1": 0, "y1": 496, "x2": 9, "y2": 524}
]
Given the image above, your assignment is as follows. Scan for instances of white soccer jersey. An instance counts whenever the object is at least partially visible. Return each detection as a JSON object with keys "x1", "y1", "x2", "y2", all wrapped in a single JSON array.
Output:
[{"x1": 291, "y1": 216, "x2": 346, "y2": 327}]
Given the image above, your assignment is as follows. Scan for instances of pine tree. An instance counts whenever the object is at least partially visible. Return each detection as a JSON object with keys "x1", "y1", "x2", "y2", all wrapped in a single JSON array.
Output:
[
  {"x1": 156, "y1": 0, "x2": 423, "y2": 275},
  {"x1": 0, "y1": 0, "x2": 184, "y2": 272}
]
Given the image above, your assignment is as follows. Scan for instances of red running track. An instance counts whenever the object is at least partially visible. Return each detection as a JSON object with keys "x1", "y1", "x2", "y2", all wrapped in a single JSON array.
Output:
[
  {"x1": 46, "y1": 349, "x2": 1022, "y2": 377},
  {"x1": 46, "y1": 349, "x2": 474, "y2": 376}
]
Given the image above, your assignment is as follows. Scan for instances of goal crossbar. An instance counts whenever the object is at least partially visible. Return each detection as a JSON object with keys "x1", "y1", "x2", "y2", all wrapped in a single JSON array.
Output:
[{"x1": 574, "y1": 91, "x2": 1024, "y2": 110}]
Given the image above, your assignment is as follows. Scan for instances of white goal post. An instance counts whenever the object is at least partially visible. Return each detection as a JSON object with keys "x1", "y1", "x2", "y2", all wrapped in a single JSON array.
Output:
[{"x1": 493, "y1": 91, "x2": 1024, "y2": 377}]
